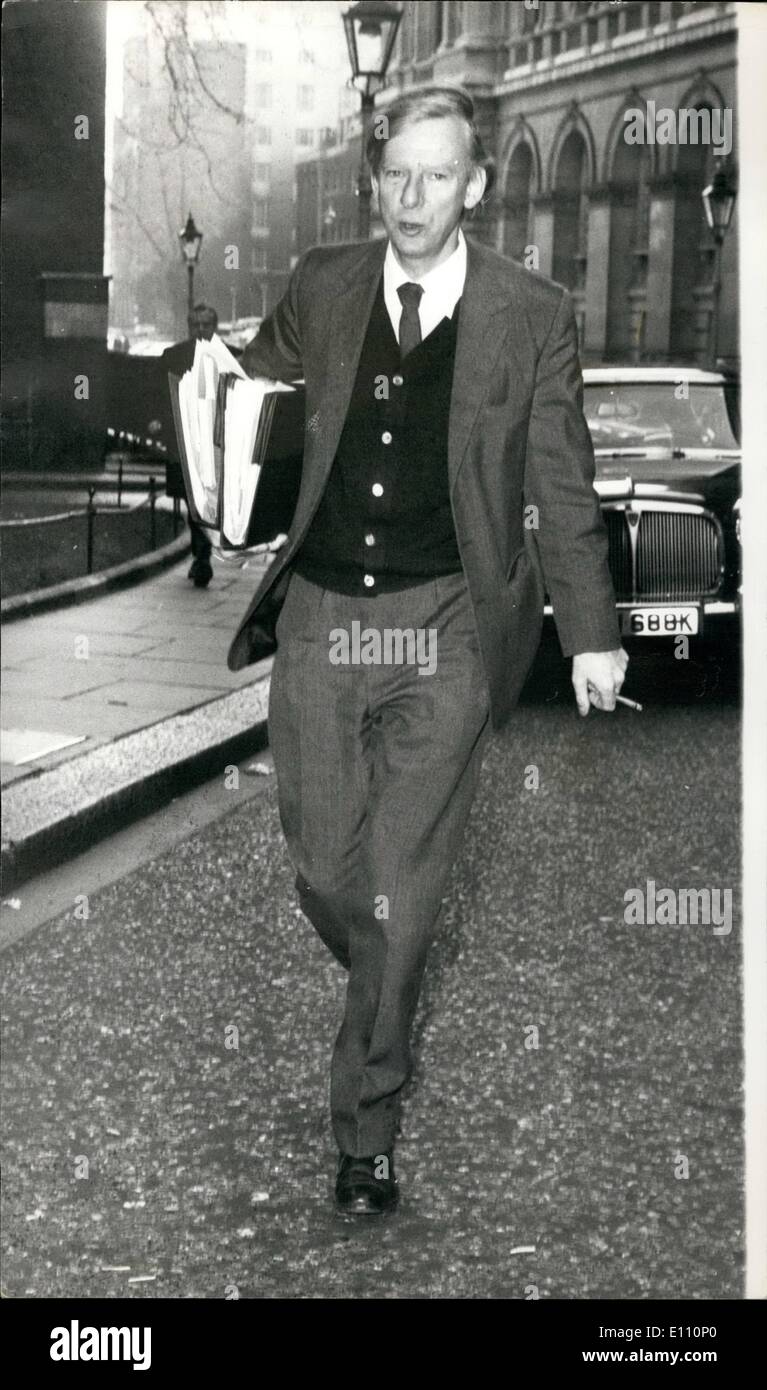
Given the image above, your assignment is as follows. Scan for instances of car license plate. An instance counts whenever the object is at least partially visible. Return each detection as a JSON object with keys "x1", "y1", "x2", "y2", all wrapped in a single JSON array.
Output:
[{"x1": 621, "y1": 605, "x2": 699, "y2": 637}]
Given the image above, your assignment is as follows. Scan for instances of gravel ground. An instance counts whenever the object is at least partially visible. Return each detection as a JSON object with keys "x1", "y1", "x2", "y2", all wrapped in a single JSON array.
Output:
[{"x1": 1, "y1": 648, "x2": 742, "y2": 1299}]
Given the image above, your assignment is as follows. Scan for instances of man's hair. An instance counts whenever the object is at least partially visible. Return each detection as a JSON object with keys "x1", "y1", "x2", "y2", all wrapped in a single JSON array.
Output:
[
  {"x1": 366, "y1": 85, "x2": 495, "y2": 199},
  {"x1": 190, "y1": 303, "x2": 218, "y2": 324}
]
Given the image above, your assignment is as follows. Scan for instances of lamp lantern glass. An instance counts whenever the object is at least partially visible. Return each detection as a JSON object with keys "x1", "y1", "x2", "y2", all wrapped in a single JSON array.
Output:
[
  {"x1": 702, "y1": 168, "x2": 737, "y2": 242},
  {"x1": 179, "y1": 212, "x2": 203, "y2": 265},
  {"x1": 343, "y1": 0, "x2": 402, "y2": 82}
]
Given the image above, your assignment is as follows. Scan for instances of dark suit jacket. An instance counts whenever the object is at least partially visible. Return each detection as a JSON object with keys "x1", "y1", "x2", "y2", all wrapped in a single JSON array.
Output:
[
  {"x1": 227, "y1": 235, "x2": 620, "y2": 731},
  {"x1": 160, "y1": 338, "x2": 243, "y2": 499},
  {"x1": 160, "y1": 340, "x2": 196, "y2": 499}
]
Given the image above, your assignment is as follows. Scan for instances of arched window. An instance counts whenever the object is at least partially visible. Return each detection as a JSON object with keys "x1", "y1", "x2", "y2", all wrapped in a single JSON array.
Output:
[
  {"x1": 552, "y1": 129, "x2": 589, "y2": 293},
  {"x1": 606, "y1": 128, "x2": 651, "y2": 358},
  {"x1": 502, "y1": 143, "x2": 534, "y2": 263}
]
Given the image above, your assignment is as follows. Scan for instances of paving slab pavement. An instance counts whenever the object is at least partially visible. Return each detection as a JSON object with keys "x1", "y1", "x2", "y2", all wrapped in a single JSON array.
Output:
[
  {"x1": 1, "y1": 552, "x2": 272, "y2": 784},
  {"x1": 1, "y1": 550, "x2": 276, "y2": 888}
]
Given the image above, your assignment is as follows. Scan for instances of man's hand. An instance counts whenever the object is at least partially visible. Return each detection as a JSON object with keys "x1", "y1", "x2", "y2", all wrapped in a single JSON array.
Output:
[
  {"x1": 572, "y1": 649, "x2": 629, "y2": 716},
  {"x1": 212, "y1": 536, "x2": 286, "y2": 568}
]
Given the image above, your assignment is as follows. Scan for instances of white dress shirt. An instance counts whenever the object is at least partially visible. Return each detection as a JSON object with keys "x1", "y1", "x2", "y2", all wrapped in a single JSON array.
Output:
[{"x1": 383, "y1": 228, "x2": 467, "y2": 345}]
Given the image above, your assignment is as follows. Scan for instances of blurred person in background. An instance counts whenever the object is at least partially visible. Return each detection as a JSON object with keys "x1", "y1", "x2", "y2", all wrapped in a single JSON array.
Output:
[{"x1": 160, "y1": 303, "x2": 219, "y2": 587}]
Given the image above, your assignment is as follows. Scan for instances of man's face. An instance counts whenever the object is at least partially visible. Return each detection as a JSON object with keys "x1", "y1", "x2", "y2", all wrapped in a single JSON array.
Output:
[
  {"x1": 188, "y1": 312, "x2": 217, "y2": 341},
  {"x1": 372, "y1": 114, "x2": 486, "y2": 271}
]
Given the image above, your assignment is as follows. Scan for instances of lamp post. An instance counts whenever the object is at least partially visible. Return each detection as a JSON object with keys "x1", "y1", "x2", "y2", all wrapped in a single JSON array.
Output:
[
  {"x1": 178, "y1": 211, "x2": 203, "y2": 321},
  {"x1": 701, "y1": 164, "x2": 737, "y2": 367},
  {"x1": 342, "y1": 0, "x2": 402, "y2": 239}
]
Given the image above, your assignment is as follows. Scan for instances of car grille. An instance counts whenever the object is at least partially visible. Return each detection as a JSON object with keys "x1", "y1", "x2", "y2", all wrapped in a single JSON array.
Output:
[{"x1": 603, "y1": 507, "x2": 723, "y2": 602}]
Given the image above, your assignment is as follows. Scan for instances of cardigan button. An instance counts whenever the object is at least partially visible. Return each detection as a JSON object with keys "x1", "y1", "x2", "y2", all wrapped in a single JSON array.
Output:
[
  {"x1": 381, "y1": 431, "x2": 392, "y2": 444},
  {"x1": 392, "y1": 374, "x2": 404, "y2": 387},
  {"x1": 364, "y1": 533, "x2": 376, "y2": 546},
  {"x1": 371, "y1": 483, "x2": 384, "y2": 497},
  {"x1": 363, "y1": 574, "x2": 375, "y2": 588}
]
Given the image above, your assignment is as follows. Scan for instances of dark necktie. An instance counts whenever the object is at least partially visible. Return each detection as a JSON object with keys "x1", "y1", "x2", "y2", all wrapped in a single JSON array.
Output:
[{"x1": 397, "y1": 282, "x2": 424, "y2": 358}]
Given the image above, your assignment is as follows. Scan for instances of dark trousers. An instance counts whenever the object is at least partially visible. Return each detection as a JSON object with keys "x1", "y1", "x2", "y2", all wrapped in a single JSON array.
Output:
[
  {"x1": 190, "y1": 519, "x2": 212, "y2": 562},
  {"x1": 267, "y1": 567, "x2": 492, "y2": 1156}
]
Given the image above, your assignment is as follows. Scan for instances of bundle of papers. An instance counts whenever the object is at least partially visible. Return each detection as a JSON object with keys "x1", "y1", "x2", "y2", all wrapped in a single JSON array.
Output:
[
  {"x1": 169, "y1": 333, "x2": 300, "y2": 548},
  {"x1": 221, "y1": 374, "x2": 295, "y2": 547}
]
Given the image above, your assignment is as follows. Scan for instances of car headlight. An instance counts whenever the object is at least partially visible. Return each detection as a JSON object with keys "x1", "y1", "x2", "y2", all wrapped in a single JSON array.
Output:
[{"x1": 733, "y1": 497, "x2": 741, "y2": 544}]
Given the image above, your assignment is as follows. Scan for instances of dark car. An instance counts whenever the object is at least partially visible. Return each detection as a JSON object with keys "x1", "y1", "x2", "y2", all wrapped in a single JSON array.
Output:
[{"x1": 558, "y1": 367, "x2": 741, "y2": 644}]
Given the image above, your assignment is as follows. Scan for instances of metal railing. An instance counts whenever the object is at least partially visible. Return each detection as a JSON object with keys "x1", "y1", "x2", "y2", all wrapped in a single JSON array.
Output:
[{"x1": 0, "y1": 479, "x2": 168, "y2": 592}]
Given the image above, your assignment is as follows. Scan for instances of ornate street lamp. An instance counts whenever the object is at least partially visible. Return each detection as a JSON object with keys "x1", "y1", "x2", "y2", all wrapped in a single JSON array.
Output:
[
  {"x1": 701, "y1": 165, "x2": 737, "y2": 367},
  {"x1": 342, "y1": 0, "x2": 403, "y2": 239},
  {"x1": 178, "y1": 211, "x2": 203, "y2": 320}
]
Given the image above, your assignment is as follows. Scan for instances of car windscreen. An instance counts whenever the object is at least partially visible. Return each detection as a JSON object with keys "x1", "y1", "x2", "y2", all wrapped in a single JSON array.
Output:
[{"x1": 583, "y1": 383, "x2": 741, "y2": 452}]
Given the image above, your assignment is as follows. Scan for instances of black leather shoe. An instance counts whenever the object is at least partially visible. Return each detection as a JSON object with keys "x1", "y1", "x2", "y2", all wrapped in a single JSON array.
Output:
[
  {"x1": 188, "y1": 561, "x2": 213, "y2": 588},
  {"x1": 335, "y1": 1152, "x2": 398, "y2": 1215}
]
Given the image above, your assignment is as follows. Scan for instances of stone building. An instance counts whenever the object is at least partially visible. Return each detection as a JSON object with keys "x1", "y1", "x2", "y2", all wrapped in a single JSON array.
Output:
[
  {"x1": 296, "y1": 0, "x2": 738, "y2": 368},
  {"x1": 111, "y1": 33, "x2": 252, "y2": 338},
  {"x1": 109, "y1": 0, "x2": 349, "y2": 336},
  {"x1": 295, "y1": 99, "x2": 366, "y2": 253},
  {"x1": 245, "y1": 0, "x2": 350, "y2": 316}
]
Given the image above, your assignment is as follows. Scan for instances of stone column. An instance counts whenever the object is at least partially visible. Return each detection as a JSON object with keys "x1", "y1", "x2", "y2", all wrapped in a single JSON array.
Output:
[
  {"x1": 583, "y1": 186, "x2": 611, "y2": 361},
  {"x1": 643, "y1": 175, "x2": 676, "y2": 363},
  {"x1": 530, "y1": 193, "x2": 555, "y2": 279}
]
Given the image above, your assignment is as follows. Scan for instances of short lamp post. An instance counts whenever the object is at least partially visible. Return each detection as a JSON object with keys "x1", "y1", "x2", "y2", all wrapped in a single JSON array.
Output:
[
  {"x1": 342, "y1": 0, "x2": 402, "y2": 239},
  {"x1": 701, "y1": 165, "x2": 737, "y2": 368},
  {"x1": 178, "y1": 211, "x2": 203, "y2": 321}
]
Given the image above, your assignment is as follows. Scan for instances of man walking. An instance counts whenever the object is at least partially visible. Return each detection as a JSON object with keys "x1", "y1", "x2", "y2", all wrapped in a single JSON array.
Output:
[
  {"x1": 229, "y1": 88, "x2": 628, "y2": 1214},
  {"x1": 161, "y1": 303, "x2": 219, "y2": 588}
]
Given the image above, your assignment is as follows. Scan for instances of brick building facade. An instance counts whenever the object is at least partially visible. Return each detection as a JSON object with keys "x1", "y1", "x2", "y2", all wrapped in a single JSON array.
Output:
[{"x1": 109, "y1": 1, "x2": 349, "y2": 336}]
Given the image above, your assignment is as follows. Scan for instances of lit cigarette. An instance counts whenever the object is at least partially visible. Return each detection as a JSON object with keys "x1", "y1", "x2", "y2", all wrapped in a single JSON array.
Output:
[{"x1": 615, "y1": 694, "x2": 643, "y2": 711}]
